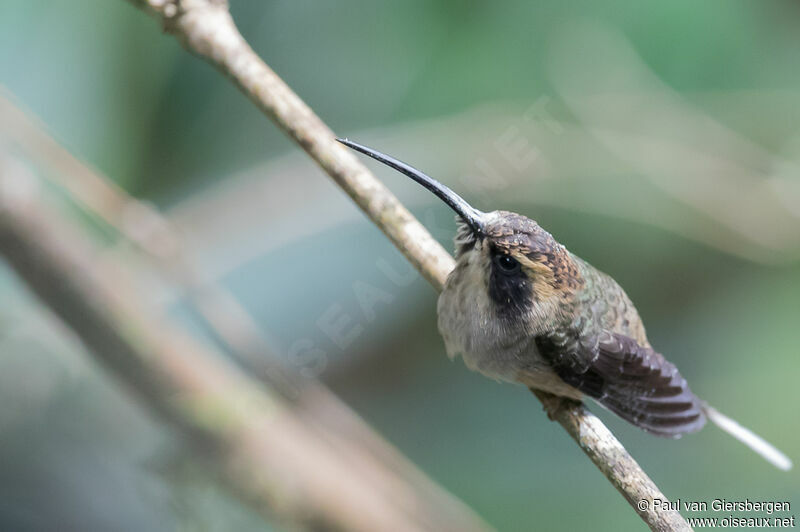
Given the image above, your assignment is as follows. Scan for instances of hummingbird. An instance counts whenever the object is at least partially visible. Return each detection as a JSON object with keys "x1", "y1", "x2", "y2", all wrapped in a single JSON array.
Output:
[{"x1": 338, "y1": 138, "x2": 792, "y2": 471}]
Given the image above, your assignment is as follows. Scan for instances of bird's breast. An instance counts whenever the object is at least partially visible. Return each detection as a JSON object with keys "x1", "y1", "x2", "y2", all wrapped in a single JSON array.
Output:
[{"x1": 436, "y1": 257, "x2": 580, "y2": 398}]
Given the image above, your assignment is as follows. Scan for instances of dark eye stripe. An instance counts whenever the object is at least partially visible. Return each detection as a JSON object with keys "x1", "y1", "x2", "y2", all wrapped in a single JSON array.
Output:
[{"x1": 488, "y1": 250, "x2": 531, "y2": 318}]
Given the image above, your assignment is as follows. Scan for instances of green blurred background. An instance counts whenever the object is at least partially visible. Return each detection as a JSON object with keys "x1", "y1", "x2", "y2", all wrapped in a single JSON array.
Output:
[{"x1": 1, "y1": 1, "x2": 799, "y2": 530}]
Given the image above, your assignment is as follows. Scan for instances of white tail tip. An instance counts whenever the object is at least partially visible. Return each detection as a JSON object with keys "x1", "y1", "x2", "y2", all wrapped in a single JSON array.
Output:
[{"x1": 703, "y1": 404, "x2": 793, "y2": 471}]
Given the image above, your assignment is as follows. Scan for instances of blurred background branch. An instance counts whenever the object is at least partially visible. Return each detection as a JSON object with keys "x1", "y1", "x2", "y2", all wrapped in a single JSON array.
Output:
[
  {"x1": 0, "y1": 92, "x2": 488, "y2": 532},
  {"x1": 0, "y1": 159, "x2": 489, "y2": 531}
]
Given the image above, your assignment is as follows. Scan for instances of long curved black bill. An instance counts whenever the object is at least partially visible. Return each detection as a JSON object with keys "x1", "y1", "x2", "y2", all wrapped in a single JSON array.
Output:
[{"x1": 336, "y1": 138, "x2": 485, "y2": 236}]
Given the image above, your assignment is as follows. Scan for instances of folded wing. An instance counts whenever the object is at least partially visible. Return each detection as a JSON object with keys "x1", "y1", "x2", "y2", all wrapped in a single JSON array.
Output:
[{"x1": 537, "y1": 330, "x2": 706, "y2": 438}]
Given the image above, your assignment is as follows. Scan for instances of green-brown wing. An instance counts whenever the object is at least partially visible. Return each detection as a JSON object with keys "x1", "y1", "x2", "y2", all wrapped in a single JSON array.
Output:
[{"x1": 536, "y1": 329, "x2": 706, "y2": 437}]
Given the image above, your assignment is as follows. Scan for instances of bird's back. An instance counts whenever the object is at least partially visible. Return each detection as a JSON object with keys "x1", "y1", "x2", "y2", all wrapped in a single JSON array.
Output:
[{"x1": 571, "y1": 254, "x2": 650, "y2": 347}]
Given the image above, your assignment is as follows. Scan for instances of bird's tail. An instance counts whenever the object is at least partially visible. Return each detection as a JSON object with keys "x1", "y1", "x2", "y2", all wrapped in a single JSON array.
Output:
[{"x1": 702, "y1": 403, "x2": 792, "y2": 471}]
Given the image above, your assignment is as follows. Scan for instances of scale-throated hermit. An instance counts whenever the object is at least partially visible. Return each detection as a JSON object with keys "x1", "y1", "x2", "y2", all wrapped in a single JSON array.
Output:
[{"x1": 338, "y1": 137, "x2": 792, "y2": 471}]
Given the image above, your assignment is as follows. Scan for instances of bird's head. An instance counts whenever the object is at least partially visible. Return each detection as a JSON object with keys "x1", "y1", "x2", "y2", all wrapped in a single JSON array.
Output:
[
  {"x1": 337, "y1": 138, "x2": 583, "y2": 326},
  {"x1": 453, "y1": 209, "x2": 583, "y2": 320}
]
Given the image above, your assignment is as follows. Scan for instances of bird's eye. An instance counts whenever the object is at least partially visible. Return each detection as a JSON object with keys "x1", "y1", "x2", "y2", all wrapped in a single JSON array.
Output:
[{"x1": 495, "y1": 254, "x2": 520, "y2": 274}]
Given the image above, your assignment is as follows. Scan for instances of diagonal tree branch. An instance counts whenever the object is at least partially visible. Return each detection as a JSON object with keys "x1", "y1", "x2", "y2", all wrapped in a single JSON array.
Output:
[
  {"x1": 128, "y1": 0, "x2": 690, "y2": 529},
  {"x1": 129, "y1": 0, "x2": 455, "y2": 290}
]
